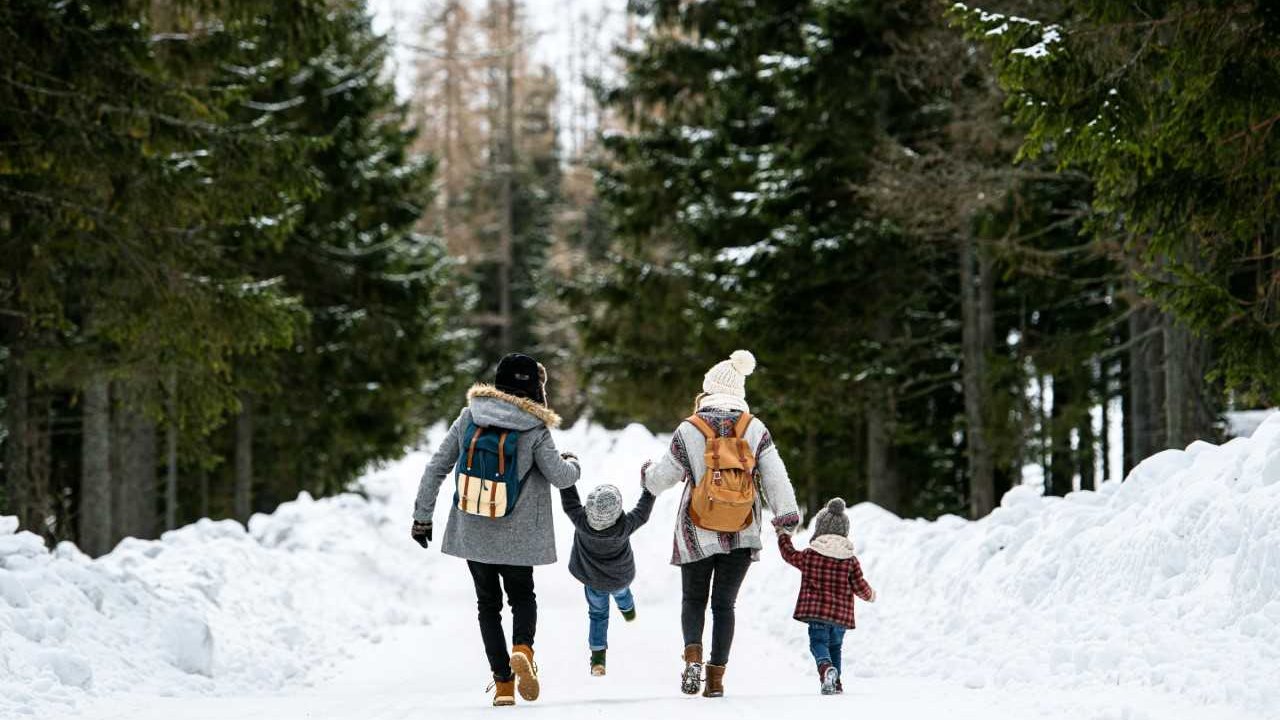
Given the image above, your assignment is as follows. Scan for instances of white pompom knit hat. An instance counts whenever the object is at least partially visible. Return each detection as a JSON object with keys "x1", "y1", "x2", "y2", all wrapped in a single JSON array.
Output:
[{"x1": 698, "y1": 349, "x2": 757, "y2": 413}]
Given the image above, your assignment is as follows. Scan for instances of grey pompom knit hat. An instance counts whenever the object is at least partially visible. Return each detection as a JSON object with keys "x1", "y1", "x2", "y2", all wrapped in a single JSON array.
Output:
[
  {"x1": 585, "y1": 484, "x2": 624, "y2": 531},
  {"x1": 813, "y1": 497, "x2": 850, "y2": 538}
]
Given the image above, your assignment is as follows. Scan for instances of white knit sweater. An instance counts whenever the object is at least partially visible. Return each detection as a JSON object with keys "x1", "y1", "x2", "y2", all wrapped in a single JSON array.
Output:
[{"x1": 642, "y1": 409, "x2": 802, "y2": 565}]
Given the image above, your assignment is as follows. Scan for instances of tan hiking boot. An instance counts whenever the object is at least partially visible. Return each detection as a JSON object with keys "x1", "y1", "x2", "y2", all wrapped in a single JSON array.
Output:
[
  {"x1": 510, "y1": 644, "x2": 540, "y2": 702},
  {"x1": 703, "y1": 663, "x2": 726, "y2": 698},
  {"x1": 681, "y1": 643, "x2": 703, "y2": 695},
  {"x1": 489, "y1": 675, "x2": 515, "y2": 707}
]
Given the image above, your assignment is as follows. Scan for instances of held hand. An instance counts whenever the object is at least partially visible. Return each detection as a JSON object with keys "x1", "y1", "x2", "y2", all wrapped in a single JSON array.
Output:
[
  {"x1": 640, "y1": 460, "x2": 652, "y2": 482},
  {"x1": 411, "y1": 520, "x2": 432, "y2": 549},
  {"x1": 560, "y1": 451, "x2": 579, "y2": 462}
]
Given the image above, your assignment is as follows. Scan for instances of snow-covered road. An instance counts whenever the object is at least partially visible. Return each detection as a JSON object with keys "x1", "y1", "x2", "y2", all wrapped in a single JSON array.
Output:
[
  {"x1": 61, "y1": 540, "x2": 1256, "y2": 720},
  {"x1": 9, "y1": 417, "x2": 1278, "y2": 720}
]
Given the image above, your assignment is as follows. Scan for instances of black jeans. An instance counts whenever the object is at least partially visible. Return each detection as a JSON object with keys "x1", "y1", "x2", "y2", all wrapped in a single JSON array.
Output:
[
  {"x1": 467, "y1": 561, "x2": 536, "y2": 679},
  {"x1": 680, "y1": 548, "x2": 752, "y2": 666}
]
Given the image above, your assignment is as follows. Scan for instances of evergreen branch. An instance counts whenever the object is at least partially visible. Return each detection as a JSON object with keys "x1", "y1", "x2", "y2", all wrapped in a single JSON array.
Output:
[{"x1": 1220, "y1": 113, "x2": 1280, "y2": 146}]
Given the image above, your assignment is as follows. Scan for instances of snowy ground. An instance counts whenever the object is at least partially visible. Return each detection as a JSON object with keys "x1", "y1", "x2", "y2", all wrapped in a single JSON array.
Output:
[{"x1": 4, "y1": 416, "x2": 1279, "y2": 720}]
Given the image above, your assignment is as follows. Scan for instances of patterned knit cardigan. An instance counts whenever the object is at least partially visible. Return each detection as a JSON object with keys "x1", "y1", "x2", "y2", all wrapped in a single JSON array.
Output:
[{"x1": 642, "y1": 408, "x2": 802, "y2": 565}]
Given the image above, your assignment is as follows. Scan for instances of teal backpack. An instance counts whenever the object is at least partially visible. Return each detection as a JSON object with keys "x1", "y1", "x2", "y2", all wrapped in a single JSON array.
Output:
[{"x1": 453, "y1": 421, "x2": 523, "y2": 518}]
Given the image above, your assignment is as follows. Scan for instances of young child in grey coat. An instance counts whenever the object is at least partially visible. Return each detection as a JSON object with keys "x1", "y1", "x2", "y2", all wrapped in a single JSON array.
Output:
[{"x1": 558, "y1": 480, "x2": 656, "y2": 676}]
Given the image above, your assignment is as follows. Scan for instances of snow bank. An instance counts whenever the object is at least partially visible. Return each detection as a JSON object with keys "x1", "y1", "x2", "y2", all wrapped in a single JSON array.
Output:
[
  {"x1": 537, "y1": 416, "x2": 1280, "y2": 715},
  {"x1": 562, "y1": 416, "x2": 1280, "y2": 715},
  {"x1": 0, "y1": 484, "x2": 434, "y2": 717},
  {"x1": 3, "y1": 413, "x2": 1278, "y2": 717},
  {"x1": 741, "y1": 416, "x2": 1280, "y2": 715}
]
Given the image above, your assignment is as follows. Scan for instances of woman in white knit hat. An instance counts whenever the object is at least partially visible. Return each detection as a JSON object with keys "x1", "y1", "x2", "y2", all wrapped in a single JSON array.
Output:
[{"x1": 641, "y1": 349, "x2": 801, "y2": 699}]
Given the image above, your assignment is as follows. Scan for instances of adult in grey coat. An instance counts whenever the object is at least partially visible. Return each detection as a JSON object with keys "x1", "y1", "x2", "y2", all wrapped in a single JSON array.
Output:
[{"x1": 412, "y1": 353, "x2": 580, "y2": 706}]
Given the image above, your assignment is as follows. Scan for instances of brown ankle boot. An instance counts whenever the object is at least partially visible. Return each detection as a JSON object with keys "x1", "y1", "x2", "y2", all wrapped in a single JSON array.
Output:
[
  {"x1": 490, "y1": 674, "x2": 515, "y2": 707},
  {"x1": 681, "y1": 644, "x2": 703, "y2": 695},
  {"x1": 703, "y1": 664, "x2": 726, "y2": 698},
  {"x1": 510, "y1": 644, "x2": 540, "y2": 702}
]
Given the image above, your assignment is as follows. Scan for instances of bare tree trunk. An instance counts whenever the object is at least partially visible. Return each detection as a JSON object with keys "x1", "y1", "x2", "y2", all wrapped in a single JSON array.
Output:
[
  {"x1": 198, "y1": 467, "x2": 209, "y2": 519},
  {"x1": 1164, "y1": 319, "x2": 1188, "y2": 449},
  {"x1": 1189, "y1": 332, "x2": 1217, "y2": 441},
  {"x1": 1121, "y1": 348, "x2": 1134, "y2": 474},
  {"x1": 79, "y1": 375, "x2": 113, "y2": 555},
  {"x1": 30, "y1": 392, "x2": 52, "y2": 538},
  {"x1": 961, "y1": 238, "x2": 996, "y2": 518},
  {"x1": 1145, "y1": 309, "x2": 1167, "y2": 451},
  {"x1": 1079, "y1": 379, "x2": 1096, "y2": 492},
  {"x1": 1039, "y1": 373, "x2": 1051, "y2": 488},
  {"x1": 234, "y1": 395, "x2": 254, "y2": 523},
  {"x1": 495, "y1": 0, "x2": 517, "y2": 351},
  {"x1": 1099, "y1": 360, "x2": 1111, "y2": 483},
  {"x1": 804, "y1": 427, "x2": 818, "y2": 517},
  {"x1": 4, "y1": 343, "x2": 39, "y2": 532},
  {"x1": 1125, "y1": 295, "x2": 1148, "y2": 471},
  {"x1": 850, "y1": 410, "x2": 866, "y2": 499},
  {"x1": 866, "y1": 387, "x2": 900, "y2": 515},
  {"x1": 866, "y1": 305, "x2": 900, "y2": 514},
  {"x1": 441, "y1": 0, "x2": 461, "y2": 245},
  {"x1": 113, "y1": 386, "x2": 157, "y2": 541},
  {"x1": 1048, "y1": 373, "x2": 1074, "y2": 497},
  {"x1": 164, "y1": 373, "x2": 179, "y2": 531}
]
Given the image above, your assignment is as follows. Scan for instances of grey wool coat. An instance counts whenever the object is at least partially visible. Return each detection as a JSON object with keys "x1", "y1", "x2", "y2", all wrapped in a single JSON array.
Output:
[
  {"x1": 559, "y1": 484, "x2": 656, "y2": 592},
  {"x1": 414, "y1": 384, "x2": 581, "y2": 566}
]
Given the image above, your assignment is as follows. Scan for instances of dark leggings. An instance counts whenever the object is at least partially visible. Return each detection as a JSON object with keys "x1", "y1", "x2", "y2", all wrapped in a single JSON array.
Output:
[
  {"x1": 467, "y1": 561, "x2": 536, "y2": 679},
  {"x1": 680, "y1": 548, "x2": 752, "y2": 665}
]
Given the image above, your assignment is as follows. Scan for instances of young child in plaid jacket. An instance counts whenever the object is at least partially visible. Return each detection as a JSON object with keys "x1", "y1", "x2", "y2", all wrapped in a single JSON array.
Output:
[{"x1": 777, "y1": 497, "x2": 876, "y2": 695}]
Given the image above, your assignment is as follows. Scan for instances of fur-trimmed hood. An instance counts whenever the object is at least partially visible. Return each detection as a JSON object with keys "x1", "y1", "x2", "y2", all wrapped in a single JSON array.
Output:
[
  {"x1": 809, "y1": 534, "x2": 855, "y2": 560},
  {"x1": 467, "y1": 383, "x2": 562, "y2": 429}
]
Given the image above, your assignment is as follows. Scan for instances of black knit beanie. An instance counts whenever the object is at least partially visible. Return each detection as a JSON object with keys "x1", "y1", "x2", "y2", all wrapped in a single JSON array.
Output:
[{"x1": 495, "y1": 353, "x2": 545, "y2": 405}]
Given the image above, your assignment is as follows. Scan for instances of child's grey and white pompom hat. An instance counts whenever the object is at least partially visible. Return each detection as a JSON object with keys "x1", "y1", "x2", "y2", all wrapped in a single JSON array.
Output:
[{"x1": 585, "y1": 484, "x2": 624, "y2": 530}]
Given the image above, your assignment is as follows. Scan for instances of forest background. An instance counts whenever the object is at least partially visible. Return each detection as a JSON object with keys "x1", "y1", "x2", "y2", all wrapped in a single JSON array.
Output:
[{"x1": 2, "y1": 0, "x2": 1275, "y2": 554}]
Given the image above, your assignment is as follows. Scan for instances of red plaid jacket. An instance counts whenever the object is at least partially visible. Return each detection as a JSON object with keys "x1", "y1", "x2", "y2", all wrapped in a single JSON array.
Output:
[{"x1": 778, "y1": 533, "x2": 875, "y2": 628}]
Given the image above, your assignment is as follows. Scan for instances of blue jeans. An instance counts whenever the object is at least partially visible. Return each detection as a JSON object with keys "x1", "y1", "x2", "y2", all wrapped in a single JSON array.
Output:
[
  {"x1": 585, "y1": 586, "x2": 635, "y2": 651},
  {"x1": 807, "y1": 621, "x2": 846, "y2": 674}
]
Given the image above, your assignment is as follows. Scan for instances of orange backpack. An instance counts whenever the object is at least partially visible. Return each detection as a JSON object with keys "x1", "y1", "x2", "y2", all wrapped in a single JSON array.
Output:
[{"x1": 685, "y1": 412, "x2": 758, "y2": 533}]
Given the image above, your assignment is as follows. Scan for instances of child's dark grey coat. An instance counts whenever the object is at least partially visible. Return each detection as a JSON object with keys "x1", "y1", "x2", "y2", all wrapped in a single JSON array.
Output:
[{"x1": 559, "y1": 485, "x2": 656, "y2": 592}]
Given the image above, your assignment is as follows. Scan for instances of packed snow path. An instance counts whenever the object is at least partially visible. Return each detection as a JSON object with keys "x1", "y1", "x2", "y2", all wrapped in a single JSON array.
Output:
[
  {"x1": 6, "y1": 419, "x2": 1277, "y2": 720},
  {"x1": 56, "y1": 557, "x2": 1254, "y2": 720}
]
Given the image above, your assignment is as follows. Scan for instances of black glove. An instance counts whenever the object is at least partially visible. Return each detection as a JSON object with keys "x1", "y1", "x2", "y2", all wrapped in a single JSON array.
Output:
[{"x1": 411, "y1": 520, "x2": 432, "y2": 549}]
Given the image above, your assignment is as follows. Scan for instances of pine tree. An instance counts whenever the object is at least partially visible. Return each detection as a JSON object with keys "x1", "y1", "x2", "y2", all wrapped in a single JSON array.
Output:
[
  {"x1": 408, "y1": 0, "x2": 564, "y2": 375},
  {"x1": 229, "y1": 2, "x2": 468, "y2": 509},
  {"x1": 0, "y1": 0, "x2": 328, "y2": 540},
  {"x1": 957, "y1": 0, "x2": 1279, "y2": 404},
  {"x1": 1, "y1": 0, "x2": 467, "y2": 546},
  {"x1": 589, "y1": 0, "x2": 952, "y2": 517}
]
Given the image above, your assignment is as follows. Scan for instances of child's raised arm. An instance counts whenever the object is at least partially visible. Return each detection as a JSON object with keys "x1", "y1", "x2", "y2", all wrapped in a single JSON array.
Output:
[
  {"x1": 776, "y1": 529, "x2": 805, "y2": 569},
  {"x1": 624, "y1": 487, "x2": 657, "y2": 534},
  {"x1": 558, "y1": 484, "x2": 589, "y2": 530},
  {"x1": 850, "y1": 556, "x2": 877, "y2": 602}
]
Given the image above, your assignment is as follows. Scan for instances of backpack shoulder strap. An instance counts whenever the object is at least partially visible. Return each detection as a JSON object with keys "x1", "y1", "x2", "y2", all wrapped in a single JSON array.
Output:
[
  {"x1": 465, "y1": 424, "x2": 485, "y2": 471},
  {"x1": 685, "y1": 414, "x2": 717, "y2": 440},
  {"x1": 732, "y1": 412, "x2": 753, "y2": 439}
]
